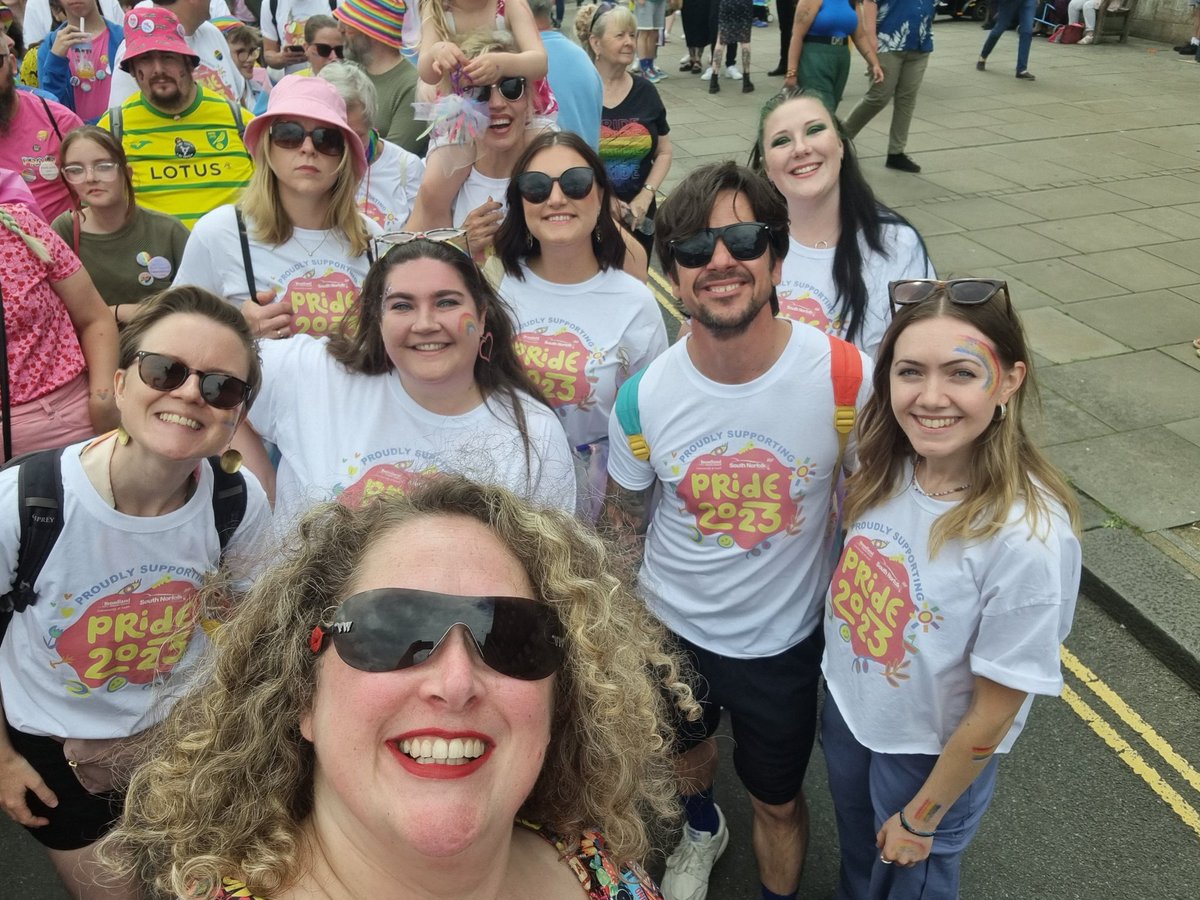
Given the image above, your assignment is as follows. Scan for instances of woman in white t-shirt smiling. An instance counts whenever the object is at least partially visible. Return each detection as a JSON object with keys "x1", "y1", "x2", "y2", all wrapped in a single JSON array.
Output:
[
  {"x1": 494, "y1": 131, "x2": 666, "y2": 517},
  {"x1": 233, "y1": 237, "x2": 577, "y2": 522},
  {"x1": 821, "y1": 278, "x2": 1081, "y2": 898},
  {"x1": 751, "y1": 88, "x2": 934, "y2": 358},
  {"x1": 172, "y1": 74, "x2": 376, "y2": 342}
]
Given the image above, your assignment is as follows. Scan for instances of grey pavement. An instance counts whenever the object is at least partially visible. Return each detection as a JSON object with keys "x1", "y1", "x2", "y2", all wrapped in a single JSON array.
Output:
[{"x1": 651, "y1": 19, "x2": 1200, "y2": 690}]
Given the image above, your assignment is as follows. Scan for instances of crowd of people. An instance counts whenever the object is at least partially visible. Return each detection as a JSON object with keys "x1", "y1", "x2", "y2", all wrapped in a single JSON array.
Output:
[{"x1": 2, "y1": 1, "x2": 1087, "y2": 899}]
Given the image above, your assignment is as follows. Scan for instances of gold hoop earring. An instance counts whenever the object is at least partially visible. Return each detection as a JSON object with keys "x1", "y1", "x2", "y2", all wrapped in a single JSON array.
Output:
[
  {"x1": 219, "y1": 448, "x2": 244, "y2": 474},
  {"x1": 116, "y1": 425, "x2": 131, "y2": 446}
]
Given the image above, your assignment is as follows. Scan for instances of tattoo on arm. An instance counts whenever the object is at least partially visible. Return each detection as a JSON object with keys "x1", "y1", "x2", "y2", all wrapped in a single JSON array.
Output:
[{"x1": 914, "y1": 799, "x2": 942, "y2": 823}]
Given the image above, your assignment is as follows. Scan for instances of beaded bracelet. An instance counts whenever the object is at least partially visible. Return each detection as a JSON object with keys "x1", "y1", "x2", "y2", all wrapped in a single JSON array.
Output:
[{"x1": 899, "y1": 810, "x2": 936, "y2": 838}]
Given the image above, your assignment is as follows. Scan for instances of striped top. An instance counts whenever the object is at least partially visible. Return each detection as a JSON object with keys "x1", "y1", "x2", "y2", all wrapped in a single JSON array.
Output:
[{"x1": 98, "y1": 88, "x2": 255, "y2": 230}]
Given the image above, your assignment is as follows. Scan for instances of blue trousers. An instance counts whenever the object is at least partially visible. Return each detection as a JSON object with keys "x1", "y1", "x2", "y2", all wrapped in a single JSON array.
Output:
[
  {"x1": 980, "y1": 0, "x2": 1036, "y2": 73},
  {"x1": 822, "y1": 694, "x2": 1001, "y2": 900}
]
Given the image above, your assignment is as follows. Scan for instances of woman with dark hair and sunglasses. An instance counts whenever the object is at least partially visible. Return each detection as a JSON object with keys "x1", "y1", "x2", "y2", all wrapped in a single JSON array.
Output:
[
  {"x1": 231, "y1": 236, "x2": 576, "y2": 524},
  {"x1": 173, "y1": 75, "x2": 378, "y2": 343},
  {"x1": 750, "y1": 88, "x2": 934, "y2": 358},
  {"x1": 96, "y1": 478, "x2": 697, "y2": 899},
  {"x1": 495, "y1": 131, "x2": 666, "y2": 518},
  {"x1": 0, "y1": 286, "x2": 270, "y2": 900},
  {"x1": 51, "y1": 125, "x2": 190, "y2": 318},
  {"x1": 822, "y1": 278, "x2": 1080, "y2": 897}
]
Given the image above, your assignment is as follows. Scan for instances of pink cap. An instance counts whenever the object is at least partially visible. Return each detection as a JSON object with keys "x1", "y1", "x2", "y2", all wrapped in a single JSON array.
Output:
[
  {"x1": 243, "y1": 75, "x2": 368, "y2": 180},
  {"x1": 119, "y1": 7, "x2": 199, "y2": 72}
]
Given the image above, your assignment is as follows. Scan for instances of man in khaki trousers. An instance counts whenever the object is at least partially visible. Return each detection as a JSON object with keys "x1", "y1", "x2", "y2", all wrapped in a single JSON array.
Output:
[{"x1": 842, "y1": 0, "x2": 934, "y2": 173}]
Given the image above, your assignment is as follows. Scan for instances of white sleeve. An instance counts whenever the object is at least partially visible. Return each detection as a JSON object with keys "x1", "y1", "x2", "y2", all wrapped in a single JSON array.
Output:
[
  {"x1": 399, "y1": 150, "x2": 426, "y2": 223},
  {"x1": 246, "y1": 335, "x2": 317, "y2": 446},
  {"x1": 526, "y1": 406, "x2": 578, "y2": 513},
  {"x1": 22, "y1": 0, "x2": 52, "y2": 44},
  {"x1": 210, "y1": 0, "x2": 232, "y2": 17},
  {"x1": 101, "y1": 0, "x2": 124, "y2": 21},
  {"x1": 172, "y1": 207, "x2": 236, "y2": 300},
  {"x1": 259, "y1": 0, "x2": 282, "y2": 42},
  {"x1": 629, "y1": 289, "x2": 668, "y2": 374},
  {"x1": 106, "y1": 43, "x2": 138, "y2": 111},
  {"x1": 605, "y1": 382, "x2": 656, "y2": 491}
]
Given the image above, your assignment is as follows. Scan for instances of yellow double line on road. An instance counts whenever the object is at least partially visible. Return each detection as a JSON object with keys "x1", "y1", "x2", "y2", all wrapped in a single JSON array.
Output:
[{"x1": 1060, "y1": 647, "x2": 1200, "y2": 838}]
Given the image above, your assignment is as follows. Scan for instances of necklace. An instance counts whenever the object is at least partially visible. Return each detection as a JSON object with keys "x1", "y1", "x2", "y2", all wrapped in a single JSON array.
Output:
[
  {"x1": 292, "y1": 228, "x2": 330, "y2": 258},
  {"x1": 911, "y1": 460, "x2": 970, "y2": 499},
  {"x1": 814, "y1": 239, "x2": 830, "y2": 249}
]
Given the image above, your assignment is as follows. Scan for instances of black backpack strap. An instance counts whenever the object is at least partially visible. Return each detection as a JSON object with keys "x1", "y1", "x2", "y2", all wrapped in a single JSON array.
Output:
[
  {"x1": 235, "y1": 207, "x2": 258, "y2": 304},
  {"x1": 226, "y1": 98, "x2": 247, "y2": 144},
  {"x1": 0, "y1": 447, "x2": 67, "y2": 641},
  {"x1": 206, "y1": 457, "x2": 247, "y2": 557}
]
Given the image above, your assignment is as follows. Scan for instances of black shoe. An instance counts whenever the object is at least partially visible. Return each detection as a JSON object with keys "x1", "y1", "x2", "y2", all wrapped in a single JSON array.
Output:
[
  {"x1": 1177, "y1": 43, "x2": 1199, "y2": 55},
  {"x1": 982, "y1": 19, "x2": 995, "y2": 28},
  {"x1": 1015, "y1": 70, "x2": 1036, "y2": 80},
  {"x1": 742, "y1": 76, "x2": 755, "y2": 93},
  {"x1": 886, "y1": 153, "x2": 921, "y2": 173},
  {"x1": 709, "y1": 72, "x2": 720, "y2": 93},
  {"x1": 768, "y1": 63, "x2": 787, "y2": 76}
]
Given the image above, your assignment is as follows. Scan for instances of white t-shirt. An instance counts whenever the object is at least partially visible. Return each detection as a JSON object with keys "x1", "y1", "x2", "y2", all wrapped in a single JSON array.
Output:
[
  {"x1": 822, "y1": 462, "x2": 1081, "y2": 755},
  {"x1": 260, "y1": 0, "x2": 334, "y2": 73},
  {"x1": 249, "y1": 335, "x2": 578, "y2": 524},
  {"x1": 777, "y1": 221, "x2": 933, "y2": 358},
  {"x1": 606, "y1": 321, "x2": 873, "y2": 659},
  {"x1": 173, "y1": 204, "x2": 380, "y2": 337},
  {"x1": 22, "y1": 0, "x2": 124, "y2": 44},
  {"x1": 452, "y1": 169, "x2": 509, "y2": 228},
  {"x1": 502, "y1": 265, "x2": 667, "y2": 448},
  {"x1": 0, "y1": 441, "x2": 271, "y2": 740},
  {"x1": 359, "y1": 139, "x2": 425, "y2": 233},
  {"x1": 108, "y1": 17, "x2": 247, "y2": 110}
]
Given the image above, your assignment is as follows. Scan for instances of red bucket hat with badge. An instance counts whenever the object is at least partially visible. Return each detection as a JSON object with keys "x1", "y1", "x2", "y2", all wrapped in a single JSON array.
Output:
[{"x1": 119, "y1": 7, "x2": 200, "y2": 72}]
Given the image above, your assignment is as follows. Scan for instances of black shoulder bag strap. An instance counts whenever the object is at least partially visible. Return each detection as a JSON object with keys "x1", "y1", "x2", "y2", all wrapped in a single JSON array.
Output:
[
  {"x1": 234, "y1": 207, "x2": 258, "y2": 304},
  {"x1": 0, "y1": 447, "x2": 67, "y2": 642},
  {"x1": 205, "y1": 457, "x2": 248, "y2": 557}
]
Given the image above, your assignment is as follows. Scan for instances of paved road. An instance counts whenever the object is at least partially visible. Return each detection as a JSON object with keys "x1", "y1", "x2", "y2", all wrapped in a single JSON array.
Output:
[{"x1": 3, "y1": 591, "x2": 1197, "y2": 898}]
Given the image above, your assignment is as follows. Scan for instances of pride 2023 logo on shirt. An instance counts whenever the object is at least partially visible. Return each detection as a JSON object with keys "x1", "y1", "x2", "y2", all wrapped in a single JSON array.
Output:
[{"x1": 515, "y1": 326, "x2": 607, "y2": 410}]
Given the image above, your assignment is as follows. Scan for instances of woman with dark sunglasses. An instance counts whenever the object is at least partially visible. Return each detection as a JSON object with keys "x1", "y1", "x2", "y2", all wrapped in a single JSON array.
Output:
[
  {"x1": 821, "y1": 279, "x2": 1080, "y2": 898},
  {"x1": 230, "y1": 235, "x2": 577, "y2": 523},
  {"x1": 750, "y1": 88, "x2": 934, "y2": 358},
  {"x1": 0, "y1": 286, "x2": 271, "y2": 900},
  {"x1": 173, "y1": 75, "x2": 378, "y2": 343},
  {"x1": 96, "y1": 478, "x2": 696, "y2": 899},
  {"x1": 495, "y1": 131, "x2": 666, "y2": 518}
]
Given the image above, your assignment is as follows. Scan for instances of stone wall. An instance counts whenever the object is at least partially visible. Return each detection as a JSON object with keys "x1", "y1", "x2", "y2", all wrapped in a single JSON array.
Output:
[{"x1": 1130, "y1": 0, "x2": 1194, "y2": 43}]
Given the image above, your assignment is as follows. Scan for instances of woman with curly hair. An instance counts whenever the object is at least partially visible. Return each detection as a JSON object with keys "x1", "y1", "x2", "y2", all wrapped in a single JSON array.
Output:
[
  {"x1": 97, "y1": 477, "x2": 699, "y2": 900},
  {"x1": 750, "y1": 88, "x2": 934, "y2": 358}
]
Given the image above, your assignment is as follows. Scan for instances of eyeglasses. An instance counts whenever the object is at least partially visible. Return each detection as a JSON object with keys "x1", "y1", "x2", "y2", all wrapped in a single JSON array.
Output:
[
  {"x1": 268, "y1": 121, "x2": 345, "y2": 157},
  {"x1": 373, "y1": 228, "x2": 472, "y2": 259},
  {"x1": 515, "y1": 167, "x2": 595, "y2": 204},
  {"x1": 133, "y1": 351, "x2": 252, "y2": 409},
  {"x1": 469, "y1": 76, "x2": 526, "y2": 104},
  {"x1": 668, "y1": 222, "x2": 773, "y2": 269},
  {"x1": 312, "y1": 42, "x2": 345, "y2": 59},
  {"x1": 308, "y1": 588, "x2": 565, "y2": 681},
  {"x1": 61, "y1": 161, "x2": 121, "y2": 183},
  {"x1": 888, "y1": 279, "x2": 1011, "y2": 315}
]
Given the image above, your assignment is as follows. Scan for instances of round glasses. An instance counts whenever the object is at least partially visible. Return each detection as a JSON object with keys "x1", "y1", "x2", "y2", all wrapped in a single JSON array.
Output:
[
  {"x1": 469, "y1": 76, "x2": 526, "y2": 104},
  {"x1": 268, "y1": 121, "x2": 345, "y2": 158},
  {"x1": 515, "y1": 167, "x2": 596, "y2": 204},
  {"x1": 61, "y1": 161, "x2": 121, "y2": 184}
]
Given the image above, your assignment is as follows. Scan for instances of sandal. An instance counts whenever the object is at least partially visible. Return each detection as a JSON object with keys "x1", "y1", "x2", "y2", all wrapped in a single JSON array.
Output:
[{"x1": 1192, "y1": 337, "x2": 1200, "y2": 358}]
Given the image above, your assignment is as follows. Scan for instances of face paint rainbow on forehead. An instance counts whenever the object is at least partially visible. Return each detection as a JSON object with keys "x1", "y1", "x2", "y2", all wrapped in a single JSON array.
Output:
[{"x1": 954, "y1": 335, "x2": 1000, "y2": 393}]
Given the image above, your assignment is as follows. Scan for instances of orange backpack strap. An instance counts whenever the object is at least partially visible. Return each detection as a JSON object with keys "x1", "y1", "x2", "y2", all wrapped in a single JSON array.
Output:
[{"x1": 827, "y1": 334, "x2": 863, "y2": 504}]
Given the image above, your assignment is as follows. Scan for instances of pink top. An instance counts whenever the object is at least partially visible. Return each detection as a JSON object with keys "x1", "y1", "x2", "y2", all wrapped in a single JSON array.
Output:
[
  {"x1": 68, "y1": 31, "x2": 115, "y2": 123},
  {"x1": 0, "y1": 93, "x2": 83, "y2": 223},
  {"x1": 0, "y1": 203, "x2": 87, "y2": 404}
]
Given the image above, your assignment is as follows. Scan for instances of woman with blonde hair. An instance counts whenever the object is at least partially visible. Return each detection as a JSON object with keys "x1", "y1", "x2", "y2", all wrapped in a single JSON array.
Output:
[
  {"x1": 52, "y1": 125, "x2": 190, "y2": 318},
  {"x1": 822, "y1": 279, "x2": 1080, "y2": 898},
  {"x1": 97, "y1": 477, "x2": 697, "y2": 899},
  {"x1": 172, "y1": 74, "x2": 377, "y2": 342}
]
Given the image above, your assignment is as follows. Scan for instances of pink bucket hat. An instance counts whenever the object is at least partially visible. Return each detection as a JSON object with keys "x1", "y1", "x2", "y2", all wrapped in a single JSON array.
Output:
[
  {"x1": 243, "y1": 75, "x2": 368, "y2": 180},
  {"x1": 119, "y1": 7, "x2": 200, "y2": 72}
]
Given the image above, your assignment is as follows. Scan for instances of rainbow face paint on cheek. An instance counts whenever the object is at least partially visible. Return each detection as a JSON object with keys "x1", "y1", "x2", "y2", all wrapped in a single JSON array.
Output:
[
  {"x1": 955, "y1": 336, "x2": 1000, "y2": 393},
  {"x1": 458, "y1": 313, "x2": 479, "y2": 337}
]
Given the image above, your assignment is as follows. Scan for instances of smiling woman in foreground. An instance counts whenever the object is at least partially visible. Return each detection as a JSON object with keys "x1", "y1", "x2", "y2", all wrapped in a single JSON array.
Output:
[{"x1": 96, "y1": 478, "x2": 697, "y2": 899}]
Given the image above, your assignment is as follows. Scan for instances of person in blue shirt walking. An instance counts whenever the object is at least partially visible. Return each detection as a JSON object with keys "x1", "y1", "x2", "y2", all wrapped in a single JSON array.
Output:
[
  {"x1": 532, "y1": 0, "x2": 603, "y2": 150},
  {"x1": 842, "y1": 0, "x2": 934, "y2": 174}
]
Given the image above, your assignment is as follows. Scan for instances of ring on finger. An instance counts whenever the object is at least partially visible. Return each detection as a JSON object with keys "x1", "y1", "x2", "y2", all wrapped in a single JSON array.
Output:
[{"x1": 880, "y1": 855, "x2": 893, "y2": 865}]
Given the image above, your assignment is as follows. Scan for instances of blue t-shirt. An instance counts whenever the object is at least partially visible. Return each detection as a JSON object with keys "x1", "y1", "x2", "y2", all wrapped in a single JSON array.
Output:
[
  {"x1": 876, "y1": 0, "x2": 936, "y2": 53},
  {"x1": 542, "y1": 30, "x2": 603, "y2": 151},
  {"x1": 809, "y1": 0, "x2": 859, "y2": 38}
]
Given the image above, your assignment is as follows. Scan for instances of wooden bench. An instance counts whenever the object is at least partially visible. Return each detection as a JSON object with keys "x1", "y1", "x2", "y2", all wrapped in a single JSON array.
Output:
[{"x1": 1094, "y1": 0, "x2": 1138, "y2": 43}]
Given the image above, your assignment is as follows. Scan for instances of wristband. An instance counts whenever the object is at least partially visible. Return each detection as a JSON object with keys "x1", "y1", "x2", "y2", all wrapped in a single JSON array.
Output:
[
  {"x1": 786, "y1": 69, "x2": 797, "y2": 78},
  {"x1": 898, "y1": 809, "x2": 936, "y2": 838},
  {"x1": 642, "y1": 184, "x2": 656, "y2": 194}
]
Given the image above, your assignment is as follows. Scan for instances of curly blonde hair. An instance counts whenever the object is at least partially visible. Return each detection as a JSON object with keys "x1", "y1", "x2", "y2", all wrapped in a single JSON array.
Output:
[{"x1": 98, "y1": 479, "x2": 697, "y2": 898}]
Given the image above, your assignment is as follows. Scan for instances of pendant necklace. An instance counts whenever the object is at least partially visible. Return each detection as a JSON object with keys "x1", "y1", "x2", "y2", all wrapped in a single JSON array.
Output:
[{"x1": 911, "y1": 459, "x2": 971, "y2": 499}]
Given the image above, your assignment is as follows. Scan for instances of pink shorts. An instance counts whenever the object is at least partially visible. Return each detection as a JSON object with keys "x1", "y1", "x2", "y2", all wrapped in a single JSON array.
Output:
[{"x1": 4, "y1": 372, "x2": 95, "y2": 459}]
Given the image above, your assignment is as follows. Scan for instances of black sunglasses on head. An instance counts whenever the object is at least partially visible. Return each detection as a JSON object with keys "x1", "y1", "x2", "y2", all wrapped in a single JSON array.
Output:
[
  {"x1": 134, "y1": 351, "x2": 251, "y2": 409},
  {"x1": 269, "y1": 121, "x2": 345, "y2": 157},
  {"x1": 470, "y1": 76, "x2": 526, "y2": 103},
  {"x1": 669, "y1": 222, "x2": 773, "y2": 269},
  {"x1": 888, "y1": 279, "x2": 1011, "y2": 315},
  {"x1": 515, "y1": 166, "x2": 596, "y2": 204},
  {"x1": 312, "y1": 42, "x2": 345, "y2": 59},
  {"x1": 309, "y1": 588, "x2": 565, "y2": 681}
]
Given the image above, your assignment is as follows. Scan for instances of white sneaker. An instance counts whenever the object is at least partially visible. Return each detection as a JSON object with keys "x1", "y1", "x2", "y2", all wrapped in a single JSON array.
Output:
[
  {"x1": 660, "y1": 805, "x2": 729, "y2": 900},
  {"x1": 724, "y1": 65, "x2": 743, "y2": 80},
  {"x1": 700, "y1": 66, "x2": 713, "y2": 79}
]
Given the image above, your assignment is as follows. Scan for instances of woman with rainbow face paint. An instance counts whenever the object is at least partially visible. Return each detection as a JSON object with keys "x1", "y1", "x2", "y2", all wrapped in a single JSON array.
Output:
[{"x1": 819, "y1": 278, "x2": 1082, "y2": 899}]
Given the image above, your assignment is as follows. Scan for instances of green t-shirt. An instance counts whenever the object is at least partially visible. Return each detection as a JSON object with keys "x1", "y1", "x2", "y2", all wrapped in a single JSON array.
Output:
[
  {"x1": 51, "y1": 206, "x2": 190, "y2": 308},
  {"x1": 371, "y1": 59, "x2": 428, "y2": 158}
]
